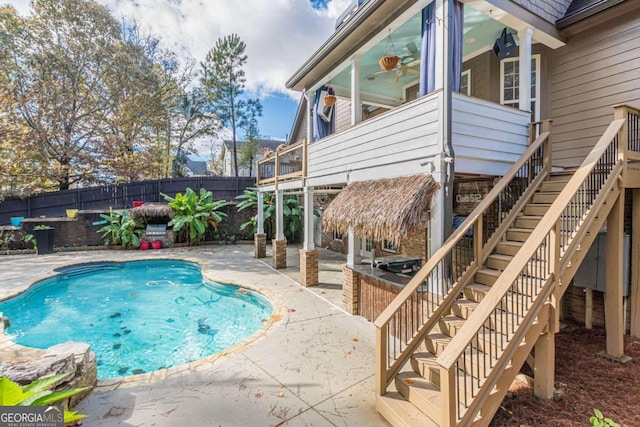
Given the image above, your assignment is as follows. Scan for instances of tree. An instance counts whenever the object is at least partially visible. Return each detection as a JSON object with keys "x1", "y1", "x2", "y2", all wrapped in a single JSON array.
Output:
[
  {"x1": 200, "y1": 34, "x2": 262, "y2": 177},
  {"x1": 1, "y1": 0, "x2": 123, "y2": 190}
]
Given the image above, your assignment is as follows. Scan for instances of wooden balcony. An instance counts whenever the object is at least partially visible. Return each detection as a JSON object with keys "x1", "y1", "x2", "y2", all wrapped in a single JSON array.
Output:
[{"x1": 256, "y1": 140, "x2": 306, "y2": 190}]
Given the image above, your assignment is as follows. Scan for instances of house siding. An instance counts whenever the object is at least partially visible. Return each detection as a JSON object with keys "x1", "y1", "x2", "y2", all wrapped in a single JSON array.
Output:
[
  {"x1": 335, "y1": 97, "x2": 352, "y2": 133},
  {"x1": 291, "y1": 106, "x2": 308, "y2": 144},
  {"x1": 550, "y1": 11, "x2": 640, "y2": 167},
  {"x1": 510, "y1": 0, "x2": 572, "y2": 23}
]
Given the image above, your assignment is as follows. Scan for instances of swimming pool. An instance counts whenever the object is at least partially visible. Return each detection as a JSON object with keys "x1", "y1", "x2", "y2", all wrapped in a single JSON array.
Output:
[{"x1": 0, "y1": 260, "x2": 272, "y2": 379}]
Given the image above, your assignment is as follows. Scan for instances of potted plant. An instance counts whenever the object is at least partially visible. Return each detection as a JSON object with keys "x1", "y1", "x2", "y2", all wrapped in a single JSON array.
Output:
[
  {"x1": 151, "y1": 240, "x2": 162, "y2": 250},
  {"x1": 139, "y1": 240, "x2": 150, "y2": 250},
  {"x1": 66, "y1": 209, "x2": 79, "y2": 219},
  {"x1": 10, "y1": 217, "x2": 24, "y2": 227},
  {"x1": 33, "y1": 225, "x2": 54, "y2": 255}
]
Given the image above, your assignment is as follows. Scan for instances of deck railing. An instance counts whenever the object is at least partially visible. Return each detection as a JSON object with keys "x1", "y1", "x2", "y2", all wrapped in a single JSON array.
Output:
[
  {"x1": 256, "y1": 139, "x2": 306, "y2": 187},
  {"x1": 373, "y1": 120, "x2": 552, "y2": 396},
  {"x1": 438, "y1": 107, "x2": 630, "y2": 425}
]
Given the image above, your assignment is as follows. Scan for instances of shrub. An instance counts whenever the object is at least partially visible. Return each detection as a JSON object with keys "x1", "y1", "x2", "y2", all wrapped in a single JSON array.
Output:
[
  {"x1": 163, "y1": 187, "x2": 227, "y2": 245},
  {"x1": 97, "y1": 209, "x2": 144, "y2": 248}
]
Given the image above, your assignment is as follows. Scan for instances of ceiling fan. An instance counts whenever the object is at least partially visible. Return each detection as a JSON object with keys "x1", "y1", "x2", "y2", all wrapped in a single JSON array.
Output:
[{"x1": 376, "y1": 42, "x2": 421, "y2": 84}]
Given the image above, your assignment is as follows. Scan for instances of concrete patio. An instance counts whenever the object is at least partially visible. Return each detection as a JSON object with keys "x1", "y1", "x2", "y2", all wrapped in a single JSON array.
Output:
[{"x1": 0, "y1": 243, "x2": 390, "y2": 426}]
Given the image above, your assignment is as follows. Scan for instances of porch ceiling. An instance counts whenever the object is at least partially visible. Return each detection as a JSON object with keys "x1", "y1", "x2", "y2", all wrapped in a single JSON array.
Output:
[
  {"x1": 328, "y1": 7, "x2": 517, "y2": 104},
  {"x1": 322, "y1": 174, "x2": 439, "y2": 244}
]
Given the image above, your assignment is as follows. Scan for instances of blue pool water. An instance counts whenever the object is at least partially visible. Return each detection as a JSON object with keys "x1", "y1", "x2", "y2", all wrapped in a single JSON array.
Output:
[{"x1": 0, "y1": 260, "x2": 272, "y2": 379}]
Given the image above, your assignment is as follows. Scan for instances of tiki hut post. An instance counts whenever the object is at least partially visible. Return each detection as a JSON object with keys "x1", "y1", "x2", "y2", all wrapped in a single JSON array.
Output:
[{"x1": 347, "y1": 227, "x2": 361, "y2": 267}]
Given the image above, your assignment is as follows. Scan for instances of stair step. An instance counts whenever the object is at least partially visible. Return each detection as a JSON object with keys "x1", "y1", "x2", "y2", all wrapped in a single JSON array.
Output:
[
  {"x1": 452, "y1": 299, "x2": 478, "y2": 319},
  {"x1": 411, "y1": 352, "x2": 441, "y2": 385},
  {"x1": 495, "y1": 240, "x2": 523, "y2": 256},
  {"x1": 514, "y1": 215, "x2": 543, "y2": 229},
  {"x1": 506, "y1": 228, "x2": 533, "y2": 242},
  {"x1": 396, "y1": 373, "x2": 442, "y2": 422},
  {"x1": 376, "y1": 392, "x2": 439, "y2": 427},
  {"x1": 424, "y1": 331, "x2": 451, "y2": 356},
  {"x1": 464, "y1": 283, "x2": 493, "y2": 302},
  {"x1": 532, "y1": 192, "x2": 560, "y2": 204},
  {"x1": 540, "y1": 180, "x2": 569, "y2": 192},
  {"x1": 523, "y1": 203, "x2": 551, "y2": 216},
  {"x1": 439, "y1": 315, "x2": 466, "y2": 337},
  {"x1": 439, "y1": 314, "x2": 510, "y2": 354},
  {"x1": 475, "y1": 268, "x2": 501, "y2": 286},
  {"x1": 486, "y1": 254, "x2": 513, "y2": 270},
  {"x1": 548, "y1": 172, "x2": 574, "y2": 181}
]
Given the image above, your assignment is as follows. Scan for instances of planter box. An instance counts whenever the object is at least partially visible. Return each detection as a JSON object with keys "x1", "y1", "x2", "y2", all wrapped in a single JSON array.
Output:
[{"x1": 34, "y1": 228, "x2": 55, "y2": 255}]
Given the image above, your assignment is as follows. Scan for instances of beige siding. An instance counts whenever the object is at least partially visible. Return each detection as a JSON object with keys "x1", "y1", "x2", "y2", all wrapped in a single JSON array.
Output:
[
  {"x1": 335, "y1": 97, "x2": 352, "y2": 133},
  {"x1": 550, "y1": 12, "x2": 640, "y2": 168},
  {"x1": 291, "y1": 108, "x2": 307, "y2": 144}
]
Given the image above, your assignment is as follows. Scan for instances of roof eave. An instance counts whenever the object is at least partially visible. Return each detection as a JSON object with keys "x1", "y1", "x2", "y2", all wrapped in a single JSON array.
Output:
[{"x1": 556, "y1": 0, "x2": 625, "y2": 28}]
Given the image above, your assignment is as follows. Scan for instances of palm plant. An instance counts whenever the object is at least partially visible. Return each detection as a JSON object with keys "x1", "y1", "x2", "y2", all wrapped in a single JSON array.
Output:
[{"x1": 163, "y1": 187, "x2": 227, "y2": 245}]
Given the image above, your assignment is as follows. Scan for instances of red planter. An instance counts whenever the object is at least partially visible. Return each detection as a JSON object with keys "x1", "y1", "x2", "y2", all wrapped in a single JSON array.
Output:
[
  {"x1": 151, "y1": 240, "x2": 162, "y2": 250},
  {"x1": 139, "y1": 241, "x2": 150, "y2": 250},
  {"x1": 133, "y1": 201, "x2": 144, "y2": 208}
]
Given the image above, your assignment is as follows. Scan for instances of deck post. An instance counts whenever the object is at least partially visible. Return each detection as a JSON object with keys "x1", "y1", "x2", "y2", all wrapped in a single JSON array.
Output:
[
  {"x1": 254, "y1": 191, "x2": 266, "y2": 259},
  {"x1": 605, "y1": 190, "x2": 625, "y2": 358},
  {"x1": 257, "y1": 191, "x2": 265, "y2": 235},
  {"x1": 534, "y1": 327, "x2": 555, "y2": 399},
  {"x1": 273, "y1": 190, "x2": 287, "y2": 269},
  {"x1": 305, "y1": 90, "x2": 315, "y2": 142},
  {"x1": 300, "y1": 186, "x2": 319, "y2": 286},
  {"x1": 631, "y1": 189, "x2": 640, "y2": 339}
]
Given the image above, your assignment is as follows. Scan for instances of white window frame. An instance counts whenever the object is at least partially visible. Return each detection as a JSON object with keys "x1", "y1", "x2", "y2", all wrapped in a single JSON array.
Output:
[
  {"x1": 382, "y1": 239, "x2": 397, "y2": 253},
  {"x1": 333, "y1": 230, "x2": 343, "y2": 241},
  {"x1": 460, "y1": 70, "x2": 471, "y2": 96},
  {"x1": 500, "y1": 54, "x2": 540, "y2": 121}
]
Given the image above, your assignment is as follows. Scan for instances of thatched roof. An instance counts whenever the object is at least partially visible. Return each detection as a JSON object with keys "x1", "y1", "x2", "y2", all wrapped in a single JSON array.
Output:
[
  {"x1": 322, "y1": 174, "x2": 439, "y2": 243},
  {"x1": 130, "y1": 203, "x2": 175, "y2": 220}
]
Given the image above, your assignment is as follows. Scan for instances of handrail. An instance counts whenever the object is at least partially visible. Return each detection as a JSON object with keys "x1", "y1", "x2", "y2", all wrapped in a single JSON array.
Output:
[
  {"x1": 374, "y1": 130, "x2": 550, "y2": 329},
  {"x1": 256, "y1": 139, "x2": 306, "y2": 186},
  {"x1": 437, "y1": 117, "x2": 625, "y2": 422}
]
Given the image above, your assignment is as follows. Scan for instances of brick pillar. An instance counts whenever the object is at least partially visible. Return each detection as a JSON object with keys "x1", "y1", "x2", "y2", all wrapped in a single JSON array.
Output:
[
  {"x1": 254, "y1": 233, "x2": 266, "y2": 258},
  {"x1": 300, "y1": 249, "x2": 319, "y2": 287},
  {"x1": 342, "y1": 264, "x2": 360, "y2": 315},
  {"x1": 272, "y1": 239, "x2": 287, "y2": 269}
]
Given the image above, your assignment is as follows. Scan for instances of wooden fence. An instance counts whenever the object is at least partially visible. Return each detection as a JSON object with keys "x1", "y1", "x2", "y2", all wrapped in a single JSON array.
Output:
[{"x1": 0, "y1": 177, "x2": 255, "y2": 225}]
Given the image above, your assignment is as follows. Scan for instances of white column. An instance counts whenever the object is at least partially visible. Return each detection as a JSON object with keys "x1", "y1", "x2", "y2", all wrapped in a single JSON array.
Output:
[
  {"x1": 347, "y1": 226, "x2": 361, "y2": 267},
  {"x1": 518, "y1": 27, "x2": 533, "y2": 116},
  {"x1": 351, "y1": 56, "x2": 362, "y2": 125},
  {"x1": 275, "y1": 190, "x2": 285, "y2": 241},
  {"x1": 256, "y1": 191, "x2": 264, "y2": 234},
  {"x1": 303, "y1": 187, "x2": 315, "y2": 251},
  {"x1": 434, "y1": 0, "x2": 446, "y2": 91},
  {"x1": 305, "y1": 90, "x2": 315, "y2": 142}
]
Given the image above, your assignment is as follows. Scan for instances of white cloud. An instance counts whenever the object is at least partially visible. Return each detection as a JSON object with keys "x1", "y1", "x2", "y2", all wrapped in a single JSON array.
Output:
[
  {"x1": 102, "y1": 0, "x2": 352, "y2": 99},
  {"x1": 5, "y1": 0, "x2": 351, "y2": 98}
]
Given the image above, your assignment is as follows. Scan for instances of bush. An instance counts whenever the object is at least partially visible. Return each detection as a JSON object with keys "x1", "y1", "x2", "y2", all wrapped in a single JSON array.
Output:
[
  {"x1": 163, "y1": 187, "x2": 227, "y2": 245},
  {"x1": 97, "y1": 209, "x2": 144, "y2": 248}
]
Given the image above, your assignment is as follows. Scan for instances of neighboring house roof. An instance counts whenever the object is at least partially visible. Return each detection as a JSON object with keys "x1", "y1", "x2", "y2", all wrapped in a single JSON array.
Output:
[
  {"x1": 556, "y1": 0, "x2": 626, "y2": 27},
  {"x1": 222, "y1": 139, "x2": 284, "y2": 153},
  {"x1": 185, "y1": 158, "x2": 208, "y2": 176}
]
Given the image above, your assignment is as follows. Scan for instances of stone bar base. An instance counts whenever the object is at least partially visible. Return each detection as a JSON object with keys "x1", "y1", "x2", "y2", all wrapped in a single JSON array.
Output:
[
  {"x1": 342, "y1": 264, "x2": 360, "y2": 315},
  {"x1": 254, "y1": 233, "x2": 266, "y2": 258},
  {"x1": 299, "y1": 249, "x2": 319, "y2": 287},
  {"x1": 272, "y1": 239, "x2": 287, "y2": 269}
]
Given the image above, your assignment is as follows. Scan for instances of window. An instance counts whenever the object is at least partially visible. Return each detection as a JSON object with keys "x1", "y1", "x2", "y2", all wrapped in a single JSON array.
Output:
[
  {"x1": 460, "y1": 70, "x2": 471, "y2": 96},
  {"x1": 333, "y1": 231, "x2": 343, "y2": 241},
  {"x1": 500, "y1": 55, "x2": 540, "y2": 122},
  {"x1": 382, "y1": 239, "x2": 397, "y2": 253}
]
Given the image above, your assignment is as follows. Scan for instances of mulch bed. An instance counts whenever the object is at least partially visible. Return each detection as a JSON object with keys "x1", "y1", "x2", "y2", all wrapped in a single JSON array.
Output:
[{"x1": 491, "y1": 323, "x2": 640, "y2": 426}]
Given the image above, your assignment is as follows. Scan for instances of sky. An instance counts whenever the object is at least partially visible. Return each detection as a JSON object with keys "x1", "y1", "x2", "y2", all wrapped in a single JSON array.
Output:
[{"x1": 4, "y1": 0, "x2": 351, "y2": 145}]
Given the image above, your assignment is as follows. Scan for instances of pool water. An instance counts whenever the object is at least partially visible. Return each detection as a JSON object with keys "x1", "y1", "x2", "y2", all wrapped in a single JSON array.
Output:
[{"x1": 0, "y1": 260, "x2": 272, "y2": 379}]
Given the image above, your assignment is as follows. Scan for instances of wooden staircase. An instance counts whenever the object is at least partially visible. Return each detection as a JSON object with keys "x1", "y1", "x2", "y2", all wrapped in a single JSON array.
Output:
[{"x1": 374, "y1": 106, "x2": 640, "y2": 427}]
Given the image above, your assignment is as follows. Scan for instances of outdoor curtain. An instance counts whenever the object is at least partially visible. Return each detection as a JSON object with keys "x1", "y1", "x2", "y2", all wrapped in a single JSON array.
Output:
[
  {"x1": 313, "y1": 86, "x2": 336, "y2": 141},
  {"x1": 419, "y1": 0, "x2": 464, "y2": 96}
]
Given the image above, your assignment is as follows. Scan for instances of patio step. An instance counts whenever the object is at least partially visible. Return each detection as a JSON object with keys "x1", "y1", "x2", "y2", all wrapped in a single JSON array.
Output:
[{"x1": 376, "y1": 392, "x2": 439, "y2": 427}]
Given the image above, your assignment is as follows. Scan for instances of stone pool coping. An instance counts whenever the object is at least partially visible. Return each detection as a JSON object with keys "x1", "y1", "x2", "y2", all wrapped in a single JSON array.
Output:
[{"x1": 0, "y1": 256, "x2": 287, "y2": 392}]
